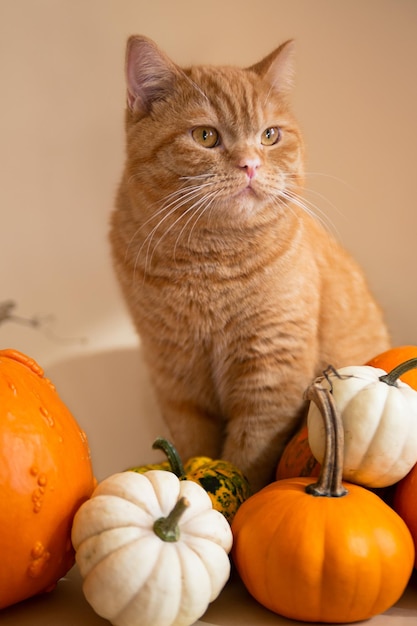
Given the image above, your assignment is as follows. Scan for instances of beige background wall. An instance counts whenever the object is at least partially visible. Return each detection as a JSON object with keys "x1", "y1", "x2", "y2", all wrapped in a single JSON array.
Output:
[
  {"x1": 1, "y1": 0, "x2": 417, "y2": 368},
  {"x1": 1, "y1": 0, "x2": 416, "y2": 478}
]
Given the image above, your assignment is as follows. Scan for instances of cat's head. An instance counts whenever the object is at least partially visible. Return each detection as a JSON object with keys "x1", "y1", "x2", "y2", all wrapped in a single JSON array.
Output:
[{"x1": 122, "y1": 36, "x2": 304, "y2": 227}]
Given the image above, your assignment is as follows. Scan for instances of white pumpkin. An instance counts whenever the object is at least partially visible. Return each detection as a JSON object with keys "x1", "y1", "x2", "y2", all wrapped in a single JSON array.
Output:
[
  {"x1": 307, "y1": 363, "x2": 417, "y2": 488},
  {"x1": 71, "y1": 469, "x2": 233, "y2": 626}
]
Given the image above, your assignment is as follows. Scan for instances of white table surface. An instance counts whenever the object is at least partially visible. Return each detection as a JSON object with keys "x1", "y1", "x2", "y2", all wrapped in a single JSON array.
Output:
[{"x1": 2, "y1": 564, "x2": 417, "y2": 626}]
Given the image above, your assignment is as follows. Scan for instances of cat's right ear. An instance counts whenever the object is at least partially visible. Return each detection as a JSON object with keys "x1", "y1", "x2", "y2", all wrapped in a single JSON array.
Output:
[
  {"x1": 249, "y1": 40, "x2": 295, "y2": 98},
  {"x1": 125, "y1": 35, "x2": 179, "y2": 115}
]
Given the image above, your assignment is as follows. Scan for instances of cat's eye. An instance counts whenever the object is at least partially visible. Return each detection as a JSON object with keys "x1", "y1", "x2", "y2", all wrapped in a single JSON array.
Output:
[
  {"x1": 261, "y1": 126, "x2": 281, "y2": 146},
  {"x1": 192, "y1": 126, "x2": 219, "y2": 148}
]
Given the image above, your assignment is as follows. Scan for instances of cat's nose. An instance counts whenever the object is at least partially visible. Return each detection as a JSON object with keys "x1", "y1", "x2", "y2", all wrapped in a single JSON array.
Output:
[{"x1": 239, "y1": 157, "x2": 261, "y2": 180}]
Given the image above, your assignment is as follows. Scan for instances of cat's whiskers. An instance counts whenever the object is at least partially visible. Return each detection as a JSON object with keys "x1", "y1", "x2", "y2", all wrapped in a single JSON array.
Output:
[
  {"x1": 127, "y1": 179, "x2": 209, "y2": 246},
  {"x1": 303, "y1": 170, "x2": 352, "y2": 189},
  {"x1": 266, "y1": 172, "x2": 338, "y2": 236},
  {"x1": 279, "y1": 187, "x2": 336, "y2": 235},
  {"x1": 135, "y1": 177, "x2": 219, "y2": 276},
  {"x1": 287, "y1": 187, "x2": 340, "y2": 238},
  {"x1": 301, "y1": 185, "x2": 343, "y2": 219},
  {"x1": 136, "y1": 187, "x2": 207, "y2": 276},
  {"x1": 127, "y1": 175, "x2": 215, "y2": 252},
  {"x1": 299, "y1": 187, "x2": 342, "y2": 239},
  {"x1": 132, "y1": 166, "x2": 341, "y2": 277},
  {"x1": 301, "y1": 171, "x2": 351, "y2": 238},
  {"x1": 125, "y1": 182, "x2": 200, "y2": 265},
  {"x1": 267, "y1": 188, "x2": 299, "y2": 223},
  {"x1": 175, "y1": 188, "x2": 222, "y2": 258},
  {"x1": 144, "y1": 188, "x2": 220, "y2": 273},
  {"x1": 180, "y1": 173, "x2": 214, "y2": 181},
  {"x1": 124, "y1": 180, "x2": 190, "y2": 245}
]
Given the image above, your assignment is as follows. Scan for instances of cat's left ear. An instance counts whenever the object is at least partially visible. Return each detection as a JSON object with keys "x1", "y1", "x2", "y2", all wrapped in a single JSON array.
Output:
[
  {"x1": 125, "y1": 35, "x2": 181, "y2": 116},
  {"x1": 248, "y1": 40, "x2": 295, "y2": 97}
]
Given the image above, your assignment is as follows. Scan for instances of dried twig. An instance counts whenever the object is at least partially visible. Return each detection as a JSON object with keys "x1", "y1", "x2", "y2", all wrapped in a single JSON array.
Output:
[
  {"x1": 0, "y1": 300, "x2": 41, "y2": 327},
  {"x1": 0, "y1": 300, "x2": 86, "y2": 345}
]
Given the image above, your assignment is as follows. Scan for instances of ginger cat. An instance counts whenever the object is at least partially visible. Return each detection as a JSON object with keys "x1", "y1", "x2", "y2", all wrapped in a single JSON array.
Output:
[{"x1": 110, "y1": 35, "x2": 390, "y2": 491}]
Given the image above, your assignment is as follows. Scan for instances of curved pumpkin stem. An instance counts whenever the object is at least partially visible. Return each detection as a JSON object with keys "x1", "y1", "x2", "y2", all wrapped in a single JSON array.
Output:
[
  {"x1": 304, "y1": 382, "x2": 347, "y2": 498},
  {"x1": 379, "y1": 357, "x2": 417, "y2": 387},
  {"x1": 152, "y1": 437, "x2": 186, "y2": 479}
]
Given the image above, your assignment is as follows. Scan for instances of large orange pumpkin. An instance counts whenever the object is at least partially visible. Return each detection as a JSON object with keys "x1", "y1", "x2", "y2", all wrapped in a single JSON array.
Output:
[{"x1": 0, "y1": 349, "x2": 96, "y2": 609}]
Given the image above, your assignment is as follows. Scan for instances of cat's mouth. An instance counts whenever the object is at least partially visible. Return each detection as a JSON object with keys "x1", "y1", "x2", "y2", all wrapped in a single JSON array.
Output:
[
  {"x1": 241, "y1": 186, "x2": 257, "y2": 198},
  {"x1": 235, "y1": 180, "x2": 259, "y2": 199}
]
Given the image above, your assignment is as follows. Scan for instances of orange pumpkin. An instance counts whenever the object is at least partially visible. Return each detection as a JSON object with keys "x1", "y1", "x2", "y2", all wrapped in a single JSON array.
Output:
[
  {"x1": 232, "y1": 381, "x2": 415, "y2": 623},
  {"x1": 366, "y1": 345, "x2": 417, "y2": 387},
  {"x1": 275, "y1": 423, "x2": 320, "y2": 479},
  {"x1": 394, "y1": 462, "x2": 417, "y2": 568},
  {"x1": 0, "y1": 349, "x2": 96, "y2": 609}
]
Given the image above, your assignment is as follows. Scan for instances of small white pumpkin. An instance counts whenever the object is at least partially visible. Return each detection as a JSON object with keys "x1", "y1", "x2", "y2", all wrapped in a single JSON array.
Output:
[
  {"x1": 307, "y1": 360, "x2": 417, "y2": 488},
  {"x1": 71, "y1": 469, "x2": 233, "y2": 626}
]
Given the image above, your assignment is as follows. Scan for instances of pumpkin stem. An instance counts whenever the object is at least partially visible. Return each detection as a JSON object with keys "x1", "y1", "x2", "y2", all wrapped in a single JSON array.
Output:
[
  {"x1": 152, "y1": 437, "x2": 186, "y2": 479},
  {"x1": 379, "y1": 358, "x2": 417, "y2": 387},
  {"x1": 304, "y1": 382, "x2": 348, "y2": 498},
  {"x1": 153, "y1": 497, "x2": 189, "y2": 542}
]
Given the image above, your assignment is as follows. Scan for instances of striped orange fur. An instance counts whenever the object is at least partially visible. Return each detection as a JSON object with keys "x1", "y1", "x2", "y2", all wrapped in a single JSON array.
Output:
[{"x1": 110, "y1": 36, "x2": 390, "y2": 491}]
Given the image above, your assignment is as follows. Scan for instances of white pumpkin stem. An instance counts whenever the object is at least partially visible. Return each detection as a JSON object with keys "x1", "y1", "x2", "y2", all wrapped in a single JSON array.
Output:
[
  {"x1": 153, "y1": 497, "x2": 189, "y2": 542},
  {"x1": 304, "y1": 382, "x2": 348, "y2": 498},
  {"x1": 379, "y1": 358, "x2": 417, "y2": 387}
]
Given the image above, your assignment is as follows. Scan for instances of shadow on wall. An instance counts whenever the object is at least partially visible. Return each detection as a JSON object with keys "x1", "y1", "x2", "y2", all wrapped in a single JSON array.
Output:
[{"x1": 46, "y1": 347, "x2": 169, "y2": 481}]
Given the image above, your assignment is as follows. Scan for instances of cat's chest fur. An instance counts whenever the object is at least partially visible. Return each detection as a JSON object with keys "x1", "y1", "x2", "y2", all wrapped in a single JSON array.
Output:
[{"x1": 113, "y1": 208, "x2": 318, "y2": 343}]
